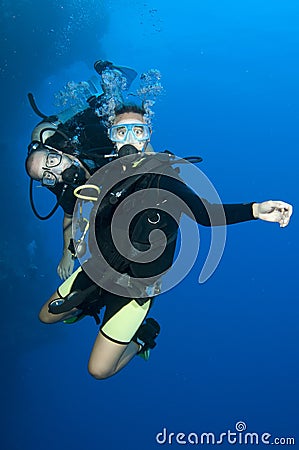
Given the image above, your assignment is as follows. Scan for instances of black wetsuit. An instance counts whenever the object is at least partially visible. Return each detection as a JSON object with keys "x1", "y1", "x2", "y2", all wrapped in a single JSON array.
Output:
[
  {"x1": 56, "y1": 156, "x2": 256, "y2": 340},
  {"x1": 93, "y1": 169, "x2": 255, "y2": 279}
]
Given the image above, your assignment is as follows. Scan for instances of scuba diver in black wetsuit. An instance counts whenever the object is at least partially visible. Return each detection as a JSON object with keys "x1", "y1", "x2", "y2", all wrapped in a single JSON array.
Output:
[
  {"x1": 25, "y1": 60, "x2": 138, "y2": 280},
  {"x1": 37, "y1": 103, "x2": 293, "y2": 380}
]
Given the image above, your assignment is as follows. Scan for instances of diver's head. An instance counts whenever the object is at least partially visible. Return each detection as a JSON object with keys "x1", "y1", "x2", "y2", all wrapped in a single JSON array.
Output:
[
  {"x1": 25, "y1": 149, "x2": 86, "y2": 187},
  {"x1": 108, "y1": 104, "x2": 151, "y2": 154}
]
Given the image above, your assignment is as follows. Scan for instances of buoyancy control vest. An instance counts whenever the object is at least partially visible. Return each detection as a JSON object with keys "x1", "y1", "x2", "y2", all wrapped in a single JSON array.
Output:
[{"x1": 93, "y1": 154, "x2": 188, "y2": 278}]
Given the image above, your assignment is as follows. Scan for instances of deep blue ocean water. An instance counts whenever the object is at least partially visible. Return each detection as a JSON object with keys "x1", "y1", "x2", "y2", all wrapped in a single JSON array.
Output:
[{"x1": 1, "y1": 1, "x2": 298, "y2": 449}]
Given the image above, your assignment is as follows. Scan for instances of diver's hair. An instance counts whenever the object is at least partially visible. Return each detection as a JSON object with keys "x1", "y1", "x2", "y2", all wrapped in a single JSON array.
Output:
[{"x1": 114, "y1": 103, "x2": 146, "y2": 117}]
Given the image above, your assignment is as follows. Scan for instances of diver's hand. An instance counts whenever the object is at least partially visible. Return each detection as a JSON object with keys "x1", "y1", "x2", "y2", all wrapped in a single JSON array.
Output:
[
  {"x1": 252, "y1": 201, "x2": 293, "y2": 227},
  {"x1": 57, "y1": 251, "x2": 75, "y2": 280}
]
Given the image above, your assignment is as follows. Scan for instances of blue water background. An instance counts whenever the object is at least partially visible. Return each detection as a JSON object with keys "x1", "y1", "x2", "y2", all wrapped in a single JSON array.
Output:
[{"x1": 1, "y1": 1, "x2": 298, "y2": 448}]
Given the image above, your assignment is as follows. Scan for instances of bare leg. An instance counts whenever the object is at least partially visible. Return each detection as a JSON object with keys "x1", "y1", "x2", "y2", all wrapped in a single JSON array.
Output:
[
  {"x1": 40, "y1": 293, "x2": 140, "y2": 377},
  {"x1": 39, "y1": 290, "x2": 80, "y2": 324},
  {"x1": 88, "y1": 332, "x2": 140, "y2": 380}
]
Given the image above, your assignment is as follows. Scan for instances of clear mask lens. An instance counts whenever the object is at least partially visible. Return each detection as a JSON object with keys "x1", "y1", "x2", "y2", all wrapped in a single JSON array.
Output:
[
  {"x1": 109, "y1": 123, "x2": 150, "y2": 143},
  {"x1": 42, "y1": 171, "x2": 58, "y2": 187},
  {"x1": 46, "y1": 152, "x2": 62, "y2": 168}
]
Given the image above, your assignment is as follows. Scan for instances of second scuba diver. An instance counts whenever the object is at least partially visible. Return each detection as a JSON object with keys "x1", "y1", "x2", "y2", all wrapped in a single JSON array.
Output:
[{"x1": 25, "y1": 60, "x2": 138, "y2": 280}]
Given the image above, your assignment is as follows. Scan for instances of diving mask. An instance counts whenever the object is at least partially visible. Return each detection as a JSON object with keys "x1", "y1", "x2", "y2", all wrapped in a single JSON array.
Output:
[
  {"x1": 41, "y1": 151, "x2": 62, "y2": 187},
  {"x1": 41, "y1": 151, "x2": 86, "y2": 187},
  {"x1": 109, "y1": 123, "x2": 150, "y2": 143}
]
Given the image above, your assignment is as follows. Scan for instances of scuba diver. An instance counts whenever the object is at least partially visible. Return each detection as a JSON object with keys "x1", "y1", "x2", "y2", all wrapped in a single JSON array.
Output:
[
  {"x1": 25, "y1": 60, "x2": 138, "y2": 280},
  {"x1": 37, "y1": 103, "x2": 293, "y2": 380}
]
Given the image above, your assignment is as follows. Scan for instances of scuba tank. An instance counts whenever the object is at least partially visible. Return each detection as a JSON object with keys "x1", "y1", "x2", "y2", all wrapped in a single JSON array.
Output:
[
  {"x1": 31, "y1": 119, "x2": 60, "y2": 143},
  {"x1": 28, "y1": 75, "x2": 104, "y2": 145}
]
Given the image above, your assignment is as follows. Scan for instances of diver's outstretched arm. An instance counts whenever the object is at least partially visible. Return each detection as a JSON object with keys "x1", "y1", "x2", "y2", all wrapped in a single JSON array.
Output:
[{"x1": 252, "y1": 200, "x2": 293, "y2": 228}]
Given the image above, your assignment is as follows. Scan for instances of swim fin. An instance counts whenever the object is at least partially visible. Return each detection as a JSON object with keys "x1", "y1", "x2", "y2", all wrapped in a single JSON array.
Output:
[
  {"x1": 134, "y1": 318, "x2": 160, "y2": 361},
  {"x1": 94, "y1": 60, "x2": 137, "y2": 89},
  {"x1": 63, "y1": 312, "x2": 86, "y2": 324}
]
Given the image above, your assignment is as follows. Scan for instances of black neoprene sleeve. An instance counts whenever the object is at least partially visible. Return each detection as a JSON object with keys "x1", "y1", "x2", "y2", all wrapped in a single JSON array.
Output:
[{"x1": 159, "y1": 175, "x2": 256, "y2": 226}]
